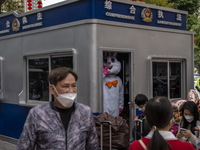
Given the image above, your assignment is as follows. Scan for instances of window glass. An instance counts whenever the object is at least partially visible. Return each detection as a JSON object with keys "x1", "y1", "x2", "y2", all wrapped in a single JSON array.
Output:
[
  {"x1": 28, "y1": 55, "x2": 73, "y2": 102},
  {"x1": 152, "y1": 61, "x2": 182, "y2": 99},
  {"x1": 153, "y1": 62, "x2": 168, "y2": 97},
  {"x1": 28, "y1": 58, "x2": 49, "y2": 101},
  {"x1": 170, "y1": 62, "x2": 181, "y2": 98}
]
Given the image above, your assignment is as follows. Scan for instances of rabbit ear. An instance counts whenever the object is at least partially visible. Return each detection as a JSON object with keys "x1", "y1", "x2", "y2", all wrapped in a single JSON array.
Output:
[{"x1": 109, "y1": 52, "x2": 117, "y2": 57}]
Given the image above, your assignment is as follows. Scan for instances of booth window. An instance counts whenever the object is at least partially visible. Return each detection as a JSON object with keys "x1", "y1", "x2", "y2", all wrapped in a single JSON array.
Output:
[
  {"x1": 27, "y1": 55, "x2": 73, "y2": 102},
  {"x1": 152, "y1": 61, "x2": 181, "y2": 99}
]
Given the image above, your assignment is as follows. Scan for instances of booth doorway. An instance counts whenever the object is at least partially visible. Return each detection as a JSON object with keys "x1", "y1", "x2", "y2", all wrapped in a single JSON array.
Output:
[{"x1": 102, "y1": 50, "x2": 132, "y2": 124}]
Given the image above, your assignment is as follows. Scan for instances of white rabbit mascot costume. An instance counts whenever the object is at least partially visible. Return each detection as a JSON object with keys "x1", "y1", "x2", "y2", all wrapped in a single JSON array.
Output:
[{"x1": 103, "y1": 52, "x2": 124, "y2": 117}]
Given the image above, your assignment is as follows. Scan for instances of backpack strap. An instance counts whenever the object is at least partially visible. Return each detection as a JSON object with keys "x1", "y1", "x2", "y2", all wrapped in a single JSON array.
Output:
[{"x1": 138, "y1": 139, "x2": 147, "y2": 150}]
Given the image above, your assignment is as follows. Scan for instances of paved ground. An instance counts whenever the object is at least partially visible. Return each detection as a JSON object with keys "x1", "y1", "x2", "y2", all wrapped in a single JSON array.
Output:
[{"x1": 0, "y1": 140, "x2": 17, "y2": 150}]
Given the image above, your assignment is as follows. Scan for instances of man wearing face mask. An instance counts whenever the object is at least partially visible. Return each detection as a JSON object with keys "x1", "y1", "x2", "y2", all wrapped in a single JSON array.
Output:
[
  {"x1": 17, "y1": 67, "x2": 99, "y2": 150},
  {"x1": 176, "y1": 101, "x2": 200, "y2": 150}
]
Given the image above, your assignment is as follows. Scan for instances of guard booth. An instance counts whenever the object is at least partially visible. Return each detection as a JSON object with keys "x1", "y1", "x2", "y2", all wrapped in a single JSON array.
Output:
[{"x1": 0, "y1": 0, "x2": 194, "y2": 145}]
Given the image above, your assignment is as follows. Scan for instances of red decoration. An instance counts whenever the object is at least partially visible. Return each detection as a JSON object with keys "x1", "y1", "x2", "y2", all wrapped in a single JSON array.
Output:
[
  {"x1": 37, "y1": 0, "x2": 42, "y2": 8},
  {"x1": 27, "y1": 0, "x2": 32, "y2": 10}
]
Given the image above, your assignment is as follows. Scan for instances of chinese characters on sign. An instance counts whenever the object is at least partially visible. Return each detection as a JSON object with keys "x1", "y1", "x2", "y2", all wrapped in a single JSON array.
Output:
[
  {"x1": 0, "y1": 0, "x2": 185, "y2": 35},
  {"x1": 176, "y1": 14, "x2": 182, "y2": 21},
  {"x1": 104, "y1": 0, "x2": 112, "y2": 10},
  {"x1": 0, "y1": 12, "x2": 43, "y2": 35},
  {"x1": 104, "y1": 0, "x2": 183, "y2": 27},
  {"x1": 105, "y1": 1, "x2": 135, "y2": 20},
  {"x1": 157, "y1": 11, "x2": 182, "y2": 27},
  {"x1": 130, "y1": 5, "x2": 136, "y2": 15},
  {"x1": 158, "y1": 10, "x2": 164, "y2": 19}
]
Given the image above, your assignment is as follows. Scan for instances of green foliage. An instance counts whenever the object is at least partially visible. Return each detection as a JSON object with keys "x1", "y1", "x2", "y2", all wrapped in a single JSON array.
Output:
[
  {"x1": 144, "y1": 0, "x2": 174, "y2": 8},
  {"x1": 170, "y1": 0, "x2": 200, "y2": 68},
  {"x1": 171, "y1": 0, "x2": 200, "y2": 15},
  {"x1": 191, "y1": 18, "x2": 200, "y2": 68},
  {"x1": 186, "y1": 14, "x2": 198, "y2": 31},
  {"x1": 194, "y1": 46, "x2": 200, "y2": 68},
  {"x1": 1, "y1": 0, "x2": 24, "y2": 14}
]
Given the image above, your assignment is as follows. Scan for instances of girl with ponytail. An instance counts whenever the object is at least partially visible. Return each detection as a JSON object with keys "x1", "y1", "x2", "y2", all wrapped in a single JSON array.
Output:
[{"x1": 129, "y1": 97, "x2": 195, "y2": 150}]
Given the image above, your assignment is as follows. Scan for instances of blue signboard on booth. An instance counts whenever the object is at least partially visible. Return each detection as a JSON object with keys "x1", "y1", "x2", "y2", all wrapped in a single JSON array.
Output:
[{"x1": 0, "y1": 0, "x2": 187, "y2": 37}]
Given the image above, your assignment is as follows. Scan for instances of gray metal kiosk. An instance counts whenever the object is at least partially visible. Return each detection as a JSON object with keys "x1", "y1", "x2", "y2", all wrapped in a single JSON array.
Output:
[{"x1": 0, "y1": 0, "x2": 194, "y2": 146}]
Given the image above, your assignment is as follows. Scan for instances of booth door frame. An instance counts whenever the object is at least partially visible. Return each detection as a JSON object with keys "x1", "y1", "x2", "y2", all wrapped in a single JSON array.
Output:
[{"x1": 99, "y1": 47, "x2": 134, "y2": 138}]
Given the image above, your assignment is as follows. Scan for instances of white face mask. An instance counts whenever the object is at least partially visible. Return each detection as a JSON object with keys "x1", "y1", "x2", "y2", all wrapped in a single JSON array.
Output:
[
  {"x1": 184, "y1": 115, "x2": 194, "y2": 123},
  {"x1": 53, "y1": 86, "x2": 77, "y2": 108}
]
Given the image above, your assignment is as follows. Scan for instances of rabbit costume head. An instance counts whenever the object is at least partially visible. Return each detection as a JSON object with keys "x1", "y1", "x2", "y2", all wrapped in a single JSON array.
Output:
[{"x1": 103, "y1": 52, "x2": 121, "y2": 75}]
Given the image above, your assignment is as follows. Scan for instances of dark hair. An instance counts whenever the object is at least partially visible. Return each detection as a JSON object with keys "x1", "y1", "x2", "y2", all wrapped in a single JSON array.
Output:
[
  {"x1": 134, "y1": 94, "x2": 148, "y2": 106},
  {"x1": 181, "y1": 101, "x2": 199, "y2": 134},
  {"x1": 145, "y1": 97, "x2": 173, "y2": 150},
  {"x1": 48, "y1": 67, "x2": 78, "y2": 86}
]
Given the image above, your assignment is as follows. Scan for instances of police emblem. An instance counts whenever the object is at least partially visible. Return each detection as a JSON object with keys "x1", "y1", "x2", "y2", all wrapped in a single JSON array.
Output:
[
  {"x1": 12, "y1": 18, "x2": 20, "y2": 32},
  {"x1": 141, "y1": 8, "x2": 153, "y2": 23}
]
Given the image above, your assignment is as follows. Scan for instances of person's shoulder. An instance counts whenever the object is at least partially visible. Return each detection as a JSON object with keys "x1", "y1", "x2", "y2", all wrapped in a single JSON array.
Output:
[
  {"x1": 168, "y1": 140, "x2": 195, "y2": 150},
  {"x1": 129, "y1": 140, "x2": 140, "y2": 149},
  {"x1": 178, "y1": 141, "x2": 195, "y2": 149},
  {"x1": 75, "y1": 102, "x2": 91, "y2": 111},
  {"x1": 29, "y1": 103, "x2": 50, "y2": 113},
  {"x1": 74, "y1": 102, "x2": 94, "y2": 118},
  {"x1": 129, "y1": 138, "x2": 149, "y2": 150}
]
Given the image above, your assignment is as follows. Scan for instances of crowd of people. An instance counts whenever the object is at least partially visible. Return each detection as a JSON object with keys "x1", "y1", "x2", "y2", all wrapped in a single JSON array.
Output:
[
  {"x1": 130, "y1": 96, "x2": 196, "y2": 150},
  {"x1": 16, "y1": 67, "x2": 200, "y2": 150},
  {"x1": 131, "y1": 91, "x2": 200, "y2": 150}
]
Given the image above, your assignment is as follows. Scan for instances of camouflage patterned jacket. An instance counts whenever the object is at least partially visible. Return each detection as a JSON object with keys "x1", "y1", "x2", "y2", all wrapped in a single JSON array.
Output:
[{"x1": 17, "y1": 102, "x2": 99, "y2": 150}]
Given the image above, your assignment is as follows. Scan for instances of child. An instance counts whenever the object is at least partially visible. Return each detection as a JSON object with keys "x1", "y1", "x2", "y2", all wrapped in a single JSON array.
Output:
[{"x1": 132, "y1": 94, "x2": 149, "y2": 140}]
